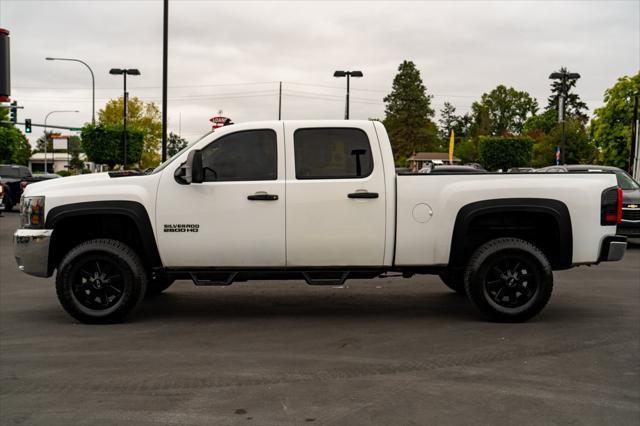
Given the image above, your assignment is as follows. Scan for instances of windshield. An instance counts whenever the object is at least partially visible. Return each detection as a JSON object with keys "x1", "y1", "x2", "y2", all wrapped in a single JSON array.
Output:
[
  {"x1": 615, "y1": 170, "x2": 640, "y2": 190},
  {"x1": 151, "y1": 132, "x2": 213, "y2": 174}
]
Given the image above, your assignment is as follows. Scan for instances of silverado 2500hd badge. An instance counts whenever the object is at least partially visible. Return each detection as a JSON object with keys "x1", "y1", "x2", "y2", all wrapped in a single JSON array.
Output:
[{"x1": 164, "y1": 224, "x2": 200, "y2": 233}]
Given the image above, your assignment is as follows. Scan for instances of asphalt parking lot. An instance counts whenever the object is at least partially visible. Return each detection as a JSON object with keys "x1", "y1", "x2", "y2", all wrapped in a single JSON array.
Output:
[{"x1": 1, "y1": 212, "x2": 639, "y2": 426}]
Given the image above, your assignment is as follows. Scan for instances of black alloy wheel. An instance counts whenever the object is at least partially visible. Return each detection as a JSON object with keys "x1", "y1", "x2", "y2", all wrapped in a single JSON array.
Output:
[
  {"x1": 70, "y1": 257, "x2": 126, "y2": 311},
  {"x1": 464, "y1": 238, "x2": 553, "y2": 322},
  {"x1": 482, "y1": 255, "x2": 539, "y2": 309},
  {"x1": 56, "y1": 239, "x2": 147, "y2": 323}
]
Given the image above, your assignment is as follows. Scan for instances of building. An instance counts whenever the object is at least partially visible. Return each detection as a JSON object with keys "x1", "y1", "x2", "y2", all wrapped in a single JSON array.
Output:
[
  {"x1": 28, "y1": 152, "x2": 103, "y2": 174},
  {"x1": 407, "y1": 152, "x2": 461, "y2": 171}
]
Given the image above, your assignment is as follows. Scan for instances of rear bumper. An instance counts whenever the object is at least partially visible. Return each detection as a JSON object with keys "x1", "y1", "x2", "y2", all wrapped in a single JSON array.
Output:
[
  {"x1": 598, "y1": 235, "x2": 627, "y2": 262},
  {"x1": 14, "y1": 229, "x2": 53, "y2": 278}
]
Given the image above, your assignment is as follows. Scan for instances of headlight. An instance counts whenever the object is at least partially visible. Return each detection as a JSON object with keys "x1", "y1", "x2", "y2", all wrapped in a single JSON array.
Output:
[{"x1": 20, "y1": 196, "x2": 46, "y2": 229}]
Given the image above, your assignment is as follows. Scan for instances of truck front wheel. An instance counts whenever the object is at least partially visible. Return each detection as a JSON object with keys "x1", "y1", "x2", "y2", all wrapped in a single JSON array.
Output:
[
  {"x1": 464, "y1": 238, "x2": 553, "y2": 322},
  {"x1": 55, "y1": 239, "x2": 147, "y2": 324}
]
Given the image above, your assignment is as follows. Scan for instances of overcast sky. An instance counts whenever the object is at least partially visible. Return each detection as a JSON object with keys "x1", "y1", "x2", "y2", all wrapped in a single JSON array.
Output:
[{"x1": 1, "y1": 0, "x2": 638, "y2": 147}]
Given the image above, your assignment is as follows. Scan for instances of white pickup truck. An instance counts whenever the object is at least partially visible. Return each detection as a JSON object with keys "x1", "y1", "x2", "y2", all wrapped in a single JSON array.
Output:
[{"x1": 14, "y1": 120, "x2": 627, "y2": 324}]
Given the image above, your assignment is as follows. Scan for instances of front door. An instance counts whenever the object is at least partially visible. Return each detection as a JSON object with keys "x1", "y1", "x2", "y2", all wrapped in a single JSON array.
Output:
[{"x1": 156, "y1": 125, "x2": 286, "y2": 267}]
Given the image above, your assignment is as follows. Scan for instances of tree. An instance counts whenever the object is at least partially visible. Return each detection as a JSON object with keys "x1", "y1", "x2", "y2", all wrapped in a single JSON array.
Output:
[
  {"x1": 167, "y1": 132, "x2": 188, "y2": 157},
  {"x1": 478, "y1": 136, "x2": 534, "y2": 171},
  {"x1": 0, "y1": 109, "x2": 31, "y2": 165},
  {"x1": 438, "y1": 102, "x2": 457, "y2": 140},
  {"x1": 438, "y1": 102, "x2": 473, "y2": 140},
  {"x1": 531, "y1": 119, "x2": 597, "y2": 167},
  {"x1": 81, "y1": 124, "x2": 144, "y2": 169},
  {"x1": 68, "y1": 136, "x2": 85, "y2": 172},
  {"x1": 546, "y1": 67, "x2": 589, "y2": 124},
  {"x1": 98, "y1": 96, "x2": 162, "y2": 168},
  {"x1": 383, "y1": 60, "x2": 439, "y2": 160},
  {"x1": 590, "y1": 72, "x2": 640, "y2": 169},
  {"x1": 471, "y1": 85, "x2": 538, "y2": 136}
]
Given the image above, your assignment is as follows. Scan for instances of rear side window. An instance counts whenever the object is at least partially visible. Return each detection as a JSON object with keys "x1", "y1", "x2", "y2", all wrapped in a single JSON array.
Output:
[
  {"x1": 294, "y1": 128, "x2": 373, "y2": 179},
  {"x1": 201, "y1": 129, "x2": 277, "y2": 182},
  {"x1": 0, "y1": 165, "x2": 21, "y2": 178}
]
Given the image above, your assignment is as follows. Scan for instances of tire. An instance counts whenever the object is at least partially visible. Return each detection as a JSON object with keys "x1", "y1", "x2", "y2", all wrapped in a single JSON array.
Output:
[
  {"x1": 464, "y1": 238, "x2": 553, "y2": 323},
  {"x1": 56, "y1": 239, "x2": 148, "y2": 324},
  {"x1": 145, "y1": 277, "x2": 175, "y2": 298},
  {"x1": 438, "y1": 270, "x2": 465, "y2": 294}
]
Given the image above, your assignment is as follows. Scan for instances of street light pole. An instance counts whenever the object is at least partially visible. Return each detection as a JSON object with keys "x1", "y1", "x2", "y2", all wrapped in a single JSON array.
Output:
[
  {"x1": 43, "y1": 110, "x2": 79, "y2": 173},
  {"x1": 161, "y1": 0, "x2": 169, "y2": 162},
  {"x1": 333, "y1": 70, "x2": 363, "y2": 120},
  {"x1": 46, "y1": 57, "x2": 95, "y2": 125},
  {"x1": 549, "y1": 69, "x2": 580, "y2": 164},
  {"x1": 124, "y1": 71, "x2": 128, "y2": 166},
  {"x1": 109, "y1": 68, "x2": 140, "y2": 168}
]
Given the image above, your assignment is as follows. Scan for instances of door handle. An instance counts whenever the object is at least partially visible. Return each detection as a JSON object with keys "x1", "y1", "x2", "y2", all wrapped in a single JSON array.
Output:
[
  {"x1": 348, "y1": 191, "x2": 379, "y2": 199},
  {"x1": 247, "y1": 193, "x2": 279, "y2": 201}
]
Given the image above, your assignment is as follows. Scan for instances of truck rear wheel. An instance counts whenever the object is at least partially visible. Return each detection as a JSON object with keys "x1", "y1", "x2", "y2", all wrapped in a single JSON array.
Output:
[
  {"x1": 55, "y1": 239, "x2": 147, "y2": 324},
  {"x1": 464, "y1": 238, "x2": 553, "y2": 322}
]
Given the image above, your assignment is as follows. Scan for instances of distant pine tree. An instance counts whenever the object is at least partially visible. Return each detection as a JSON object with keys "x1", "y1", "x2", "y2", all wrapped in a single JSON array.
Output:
[{"x1": 383, "y1": 61, "x2": 439, "y2": 160}]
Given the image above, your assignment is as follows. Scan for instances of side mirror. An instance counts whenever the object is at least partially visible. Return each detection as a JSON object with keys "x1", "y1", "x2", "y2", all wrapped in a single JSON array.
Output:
[{"x1": 174, "y1": 149, "x2": 203, "y2": 184}]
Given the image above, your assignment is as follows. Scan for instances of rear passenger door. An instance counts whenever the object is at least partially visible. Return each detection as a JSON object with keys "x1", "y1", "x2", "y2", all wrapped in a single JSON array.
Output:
[{"x1": 284, "y1": 123, "x2": 387, "y2": 266}]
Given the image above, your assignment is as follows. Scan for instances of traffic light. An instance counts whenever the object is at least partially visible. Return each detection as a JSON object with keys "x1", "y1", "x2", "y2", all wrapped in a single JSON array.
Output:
[
  {"x1": 9, "y1": 101, "x2": 17, "y2": 123},
  {"x1": 25, "y1": 118, "x2": 31, "y2": 133}
]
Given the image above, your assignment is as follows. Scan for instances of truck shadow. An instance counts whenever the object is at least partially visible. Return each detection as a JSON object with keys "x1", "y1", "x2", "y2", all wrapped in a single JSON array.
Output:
[
  {"x1": 134, "y1": 286, "x2": 474, "y2": 322},
  {"x1": 131, "y1": 282, "x2": 593, "y2": 324}
]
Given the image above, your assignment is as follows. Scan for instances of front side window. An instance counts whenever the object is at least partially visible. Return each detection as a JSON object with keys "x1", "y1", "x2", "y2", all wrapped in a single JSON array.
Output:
[
  {"x1": 294, "y1": 128, "x2": 373, "y2": 179},
  {"x1": 201, "y1": 129, "x2": 277, "y2": 182}
]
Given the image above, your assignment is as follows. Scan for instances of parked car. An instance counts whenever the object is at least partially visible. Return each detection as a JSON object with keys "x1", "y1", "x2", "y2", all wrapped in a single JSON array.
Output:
[
  {"x1": 32, "y1": 173, "x2": 62, "y2": 180},
  {"x1": 537, "y1": 165, "x2": 640, "y2": 238},
  {"x1": 14, "y1": 120, "x2": 626, "y2": 324},
  {"x1": 0, "y1": 178, "x2": 5, "y2": 213},
  {"x1": 508, "y1": 167, "x2": 535, "y2": 173},
  {"x1": 418, "y1": 164, "x2": 487, "y2": 174},
  {"x1": 0, "y1": 165, "x2": 55, "y2": 211}
]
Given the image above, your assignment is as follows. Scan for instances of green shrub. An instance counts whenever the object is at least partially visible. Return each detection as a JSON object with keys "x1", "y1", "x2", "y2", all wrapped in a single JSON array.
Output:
[
  {"x1": 57, "y1": 170, "x2": 71, "y2": 177},
  {"x1": 81, "y1": 124, "x2": 143, "y2": 169},
  {"x1": 478, "y1": 136, "x2": 534, "y2": 171}
]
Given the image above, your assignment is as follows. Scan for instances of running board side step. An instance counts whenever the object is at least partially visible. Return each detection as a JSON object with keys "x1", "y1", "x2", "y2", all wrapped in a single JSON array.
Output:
[
  {"x1": 302, "y1": 271, "x2": 349, "y2": 286},
  {"x1": 189, "y1": 272, "x2": 237, "y2": 286}
]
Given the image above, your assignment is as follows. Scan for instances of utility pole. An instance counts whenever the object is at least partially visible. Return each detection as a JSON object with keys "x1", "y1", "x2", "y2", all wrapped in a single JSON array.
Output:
[
  {"x1": 278, "y1": 81, "x2": 282, "y2": 120},
  {"x1": 161, "y1": 0, "x2": 169, "y2": 162}
]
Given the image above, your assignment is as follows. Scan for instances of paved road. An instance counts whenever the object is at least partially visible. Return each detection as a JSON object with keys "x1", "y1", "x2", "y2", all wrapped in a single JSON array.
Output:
[{"x1": 1, "y1": 212, "x2": 639, "y2": 426}]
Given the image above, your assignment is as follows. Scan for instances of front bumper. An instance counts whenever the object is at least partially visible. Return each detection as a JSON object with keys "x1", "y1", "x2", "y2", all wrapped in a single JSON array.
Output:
[
  {"x1": 618, "y1": 221, "x2": 640, "y2": 238},
  {"x1": 598, "y1": 235, "x2": 627, "y2": 263},
  {"x1": 14, "y1": 229, "x2": 53, "y2": 278}
]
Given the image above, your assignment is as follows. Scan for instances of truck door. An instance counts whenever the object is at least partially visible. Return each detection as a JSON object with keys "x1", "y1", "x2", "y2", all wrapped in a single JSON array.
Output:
[
  {"x1": 156, "y1": 124, "x2": 286, "y2": 267},
  {"x1": 284, "y1": 122, "x2": 387, "y2": 266}
]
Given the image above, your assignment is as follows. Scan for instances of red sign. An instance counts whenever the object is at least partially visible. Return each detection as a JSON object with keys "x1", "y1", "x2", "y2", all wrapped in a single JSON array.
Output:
[{"x1": 210, "y1": 116, "x2": 229, "y2": 129}]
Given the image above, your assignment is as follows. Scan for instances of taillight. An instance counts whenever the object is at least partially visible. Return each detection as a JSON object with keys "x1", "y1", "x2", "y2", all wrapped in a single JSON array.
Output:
[
  {"x1": 616, "y1": 187, "x2": 623, "y2": 224},
  {"x1": 601, "y1": 186, "x2": 622, "y2": 226}
]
